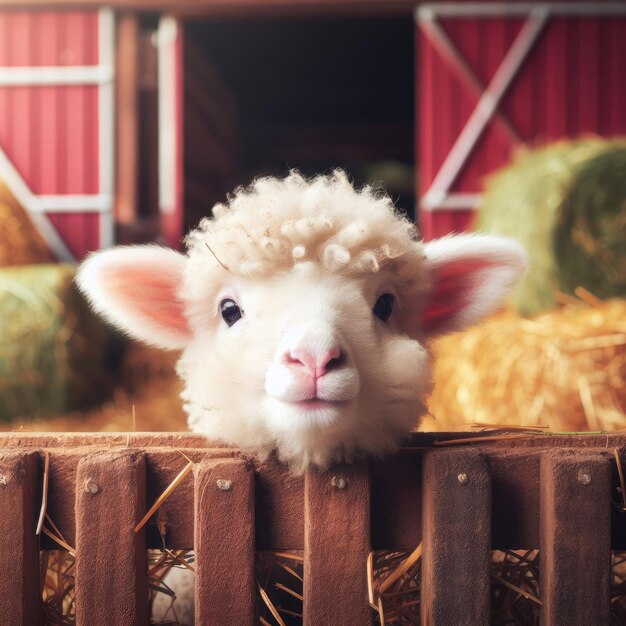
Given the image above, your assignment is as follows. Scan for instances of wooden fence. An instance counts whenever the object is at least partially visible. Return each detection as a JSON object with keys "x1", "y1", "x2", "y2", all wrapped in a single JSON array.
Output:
[{"x1": 0, "y1": 431, "x2": 624, "y2": 625}]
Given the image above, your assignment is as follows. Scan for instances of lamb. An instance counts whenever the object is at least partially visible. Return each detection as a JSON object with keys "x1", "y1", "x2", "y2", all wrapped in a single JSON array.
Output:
[{"x1": 77, "y1": 170, "x2": 526, "y2": 472}]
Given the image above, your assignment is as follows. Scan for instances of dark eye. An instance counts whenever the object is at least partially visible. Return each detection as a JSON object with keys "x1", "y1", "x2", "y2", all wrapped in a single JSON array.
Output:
[
  {"x1": 373, "y1": 293, "x2": 394, "y2": 323},
  {"x1": 220, "y1": 298, "x2": 243, "y2": 327}
]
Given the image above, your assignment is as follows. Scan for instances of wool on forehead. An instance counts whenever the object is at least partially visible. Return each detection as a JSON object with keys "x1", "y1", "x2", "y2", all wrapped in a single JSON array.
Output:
[{"x1": 184, "y1": 170, "x2": 426, "y2": 279}]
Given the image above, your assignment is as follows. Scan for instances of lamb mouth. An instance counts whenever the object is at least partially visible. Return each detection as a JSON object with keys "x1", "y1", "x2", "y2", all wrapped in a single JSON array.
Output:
[{"x1": 290, "y1": 398, "x2": 347, "y2": 411}]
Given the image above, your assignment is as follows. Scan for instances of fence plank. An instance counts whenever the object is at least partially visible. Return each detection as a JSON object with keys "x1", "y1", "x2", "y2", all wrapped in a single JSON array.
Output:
[
  {"x1": 194, "y1": 458, "x2": 255, "y2": 625},
  {"x1": 0, "y1": 451, "x2": 39, "y2": 625},
  {"x1": 74, "y1": 450, "x2": 148, "y2": 625},
  {"x1": 422, "y1": 448, "x2": 491, "y2": 626},
  {"x1": 540, "y1": 450, "x2": 611, "y2": 626},
  {"x1": 303, "y1": 464, "x2": 371, "y2": 626}
]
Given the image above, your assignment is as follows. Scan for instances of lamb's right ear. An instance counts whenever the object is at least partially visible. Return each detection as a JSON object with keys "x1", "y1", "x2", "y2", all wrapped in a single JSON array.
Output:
[
  {"x1": 418, "y1": 234, "x2": 527, "y2": 337},
  {"x1": 76, "y1": 245, "x2": 191, "y2": 350}
]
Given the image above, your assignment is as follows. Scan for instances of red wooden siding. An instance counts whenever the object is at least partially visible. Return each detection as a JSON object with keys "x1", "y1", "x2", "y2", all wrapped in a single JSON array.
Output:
[
  {"x1": 417, "y1": 5, "x2": 626, "y2": 240},
  {"x1": 0, "y1": 12, "x2": 99, "y2": 67},
  {"x1": 0, "y1": 86, "x2": 100, "y2": 195},
  {"x1": 0, "y1": 10, "x2": 112, "y2": 260}
]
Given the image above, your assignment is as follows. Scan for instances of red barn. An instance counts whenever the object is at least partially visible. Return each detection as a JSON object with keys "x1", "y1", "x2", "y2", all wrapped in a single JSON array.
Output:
[{"x1": 0, "y1": 1, "x2": 625, "y2": 259}]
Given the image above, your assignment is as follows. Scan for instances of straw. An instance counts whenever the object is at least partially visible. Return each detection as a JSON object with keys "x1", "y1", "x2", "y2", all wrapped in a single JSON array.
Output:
[
  {"x1": 379, "y1": 543, "x2": 422, "y2": 594},
  {"x1": 36, "y1": 451, "x2": 49, "y2": 535},
  {"x1": 258, "y1": 582, "x2": 287, "y2": 626},
  {"x1": 135, "y1": 460, "x2": 194, "y2": 533},
  {"x1": 41, "y1": 527, "x2": 76, "y2": 557},
  {"x1": 426, "y1": 298, "x2": 626, "y2": 433}
]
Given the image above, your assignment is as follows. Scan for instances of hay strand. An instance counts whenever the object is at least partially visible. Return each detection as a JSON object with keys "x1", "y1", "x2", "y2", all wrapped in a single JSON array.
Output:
[
  {"x1": 491, "y1": 572, "x2": 542, "y2": 606},
  {"x1": 434, "y1": 434, "x2": 533, "y2": 446},
  {"x1": 36, "y1": 451, "x2": 49, "y2": 535},
  {"x1": 277, "y1": 561, "x2": 303, "y2": 583},
  {"x1": 258, "y1": 582, "x2": 288, "y2": 626},
  {"x1": 257, "y1": 551, "x2": 304, "y2": 625},
  {"x1": 41, "y1": 527, "x2": 76, "y2": 557},
  {"x1": 273, "y1": 552, "x2": 304, "y2": 562},
  {"x1": 44, "y1": 513, "x2": 67, "y2": 543},
  {"x1": 491, "y1": 550, "x2": 541, "y2": 624},
  {"x1": 367, "y1": 552, "x2": 376, "y2": 606},
  {"x1": 469, "y1": 423, "x2": 550, "y2": 432},
  {"x1": 378, "y1": 543, "x2": 422, "y2": 594},
  {"x1": 274, "y1": 583, "x2": 303, "y2": 602},
  {"x1": 369, "y1": 550, "x2": 421, "y2": 623},
  {"x1": 135, "y1": 460, "x2": 194, "y2": 533}
]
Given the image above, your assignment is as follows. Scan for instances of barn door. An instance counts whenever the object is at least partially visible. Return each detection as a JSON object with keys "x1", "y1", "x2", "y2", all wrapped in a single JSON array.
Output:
[
  {"x1": 416, "y1": 2, "x2": 626, "y2": 240},
  {"x1": 0, "y1": 9, "x2": 115, "y2": 261}
]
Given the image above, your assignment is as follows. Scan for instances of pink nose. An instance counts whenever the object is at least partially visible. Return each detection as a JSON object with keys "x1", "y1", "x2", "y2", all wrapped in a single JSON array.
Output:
[{"x1": 287, "y1": 345, "x2": 345, "y2": 380}]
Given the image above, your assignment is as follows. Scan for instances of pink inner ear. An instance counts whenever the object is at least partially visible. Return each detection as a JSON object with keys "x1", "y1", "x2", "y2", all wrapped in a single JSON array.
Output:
[
  {"x1": 106, "y1": 267, "x2": 191, "y2": 339},
  {"x1": 422, "y1": 259, "x2": 495, "y2": 336}
]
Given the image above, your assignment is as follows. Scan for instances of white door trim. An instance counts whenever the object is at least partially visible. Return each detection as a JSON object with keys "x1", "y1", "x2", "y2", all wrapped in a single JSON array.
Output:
[
  {"x1": 0, "y1": 65, "x2": 112, "y2": 86},
  {"x1": 98, "y1": 7, "x2": 115, "y2": 248},
  {"x1": 157, "y1": 15, "x2": 179, "y2": 219},
  {"x1": 417, "y1": 3, "x2": 626, "y2": 19}
]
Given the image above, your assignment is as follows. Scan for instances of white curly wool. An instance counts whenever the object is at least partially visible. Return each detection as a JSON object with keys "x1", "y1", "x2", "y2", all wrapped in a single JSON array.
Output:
[
  {"x1": 77, "y1": 171, "x2": 527, "y2": 471},
  {"x1": 184, "y1": 170, "x2": 416, "y2": 278}
]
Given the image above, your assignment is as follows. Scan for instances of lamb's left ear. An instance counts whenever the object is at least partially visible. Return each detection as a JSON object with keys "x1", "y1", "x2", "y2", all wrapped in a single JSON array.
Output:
[
  {"x1": 420, "y1": 234, "x2": 527, "y2": 337},
  {"x1": 76, "y1": 245, "x2": 191, "y2": 350}
]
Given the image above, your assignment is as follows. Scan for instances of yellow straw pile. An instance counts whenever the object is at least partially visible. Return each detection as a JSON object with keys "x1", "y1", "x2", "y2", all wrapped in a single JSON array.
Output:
[
  {"x1": 0, "y1": 180, "x2": 53, "y2": 266},
  {"x1": 425, "y1": 294, "x2": 626, "y2": 432}
]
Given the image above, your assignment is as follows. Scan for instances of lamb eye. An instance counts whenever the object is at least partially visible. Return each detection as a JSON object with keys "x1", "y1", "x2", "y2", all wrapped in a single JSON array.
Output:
[
  {"x1": 373, "y1": 293, "x2": 394, "y2": 323},
  {"x1": 220, "y1": 299, "x2": 242, "y2": 327}
]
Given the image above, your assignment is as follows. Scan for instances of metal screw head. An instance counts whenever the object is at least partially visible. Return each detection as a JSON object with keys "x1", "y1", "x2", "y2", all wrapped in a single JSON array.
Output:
[
  {"x1": 332, "y1": 476, "x2": 347, "y2": 490},
  {"x1": 0, "y1": 474, "x2": 7, "y2": 486},
  {"x1": 457, "y1": 473, "x2": 468, "y2": 485},
  {"x1": 216, "y1": 479, "x2": 232, "y2": 491},
  {"x1": 578, "y1": 470, "x2": 592, "y2": 485},
  {"x1": 84, "y1": 479, "x2": 99, "y2": 494}
]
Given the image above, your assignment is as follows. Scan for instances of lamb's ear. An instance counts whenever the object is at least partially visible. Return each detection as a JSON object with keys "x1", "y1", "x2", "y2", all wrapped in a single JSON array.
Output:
[
  {"x1": 76, "y1": 245, "x2": 191, "y2": 350},
  {"x1": 420, "y1": 235, "x2": 527, "y2": 337}
]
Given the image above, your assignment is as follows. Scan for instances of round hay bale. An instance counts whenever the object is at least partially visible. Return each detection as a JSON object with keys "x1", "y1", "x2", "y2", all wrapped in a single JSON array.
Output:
[
  {"x1": 0, "y1": 180, "x2": 54, "y2": 266},
  {"x1": 424, "y1": 298, "x2": 626, "y2": 432},
  {"x1": 0, "y1": 264, "x2": 111, "y2": 421},
  {"x1": 555, "y1": 144, "x2": 626, "y2": 300},
  {"x1": 478, "y1": 139, "x2": 626, "y2": 315}
]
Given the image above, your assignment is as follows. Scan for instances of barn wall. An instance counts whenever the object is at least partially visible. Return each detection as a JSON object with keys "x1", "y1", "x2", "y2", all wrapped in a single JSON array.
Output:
[
  {"x1": 0, "y1": 10, "x2": 112, "y2": 260},
  {"x1": 417, "y1": 9, "x2": 626, "y2": 239}
]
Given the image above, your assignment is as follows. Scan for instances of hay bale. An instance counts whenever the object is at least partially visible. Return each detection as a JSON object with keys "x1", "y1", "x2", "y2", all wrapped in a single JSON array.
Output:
[
  {"x1": 424, "y1": 298, "x2": 626, "y2": 432},
  {"x1": 478, "y1": 140, "x2": 626, "y2": 315},
  {"x1": 0, "y1": 264, "x2": 110, "y2": 421},
  {"x1": 0, "y1": 180, "x2": 54, "y2": 266}
]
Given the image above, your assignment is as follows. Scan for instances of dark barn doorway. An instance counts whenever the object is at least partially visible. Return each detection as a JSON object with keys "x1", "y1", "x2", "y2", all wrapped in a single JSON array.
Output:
[{"x1": 182, "y1": 16, "x2": 415, "y2": 231}]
